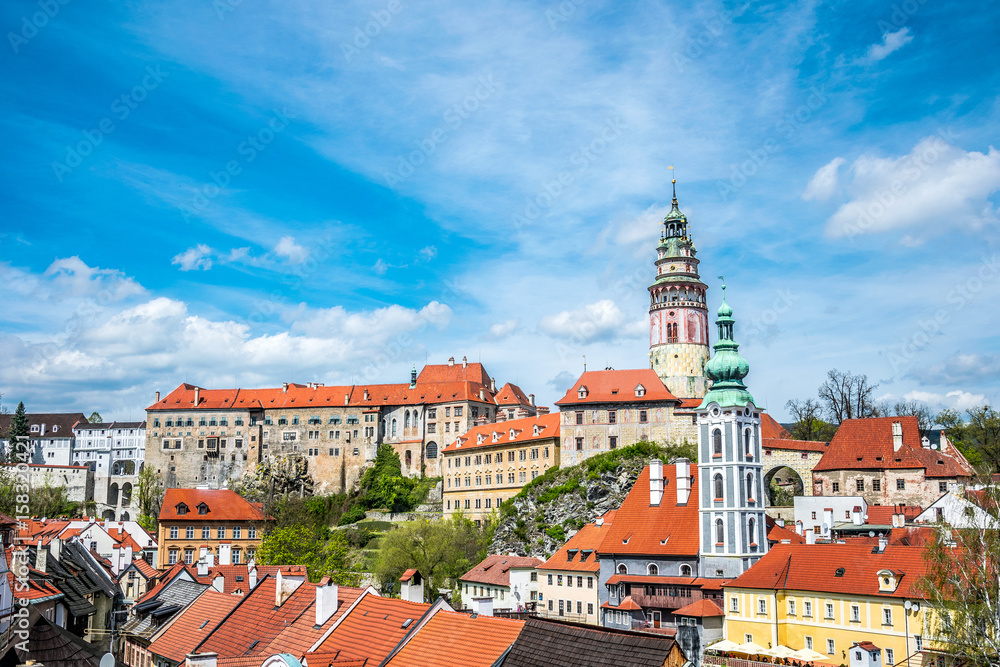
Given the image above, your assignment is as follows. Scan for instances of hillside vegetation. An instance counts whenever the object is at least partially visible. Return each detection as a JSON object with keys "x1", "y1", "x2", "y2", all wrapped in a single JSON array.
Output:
[{"x1": 491, "y1": 440, "x2": 696, "y2": 558}]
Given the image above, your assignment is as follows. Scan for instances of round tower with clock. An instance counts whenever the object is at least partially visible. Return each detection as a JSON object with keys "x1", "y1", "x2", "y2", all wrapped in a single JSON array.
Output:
[{"x1": 648, "y1": 180, "x2": 710, "y2": 399}]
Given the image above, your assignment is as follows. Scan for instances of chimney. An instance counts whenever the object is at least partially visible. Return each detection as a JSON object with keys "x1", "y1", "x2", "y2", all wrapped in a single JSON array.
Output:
[
  {"x1": 344, "y1": 393, "x2": 350, "y2": 406},
  {"x1": 194, "y1": 387, "x2": 201, "y2": 406},
  {"x1": 479, "y1": 389, "x2": 485, "y2": 401},
  {"x1": 276, "y1": 568, "x2": 306, "y2": 607},
  {"x1": 249, "y1": 565, "x2": 258, "y2": 590},
  {"x1": 529, "y1": 394, "x2": 535, "y2": 407},
  {"x1": 156, "y1": 391, "x2": 160, "y2": 402},
  {"x1": 35, "y1": 547, "x2": 47, "y2": 574},
  {"x1": 805, "y1": 530, "x2": 817, "y2": 545},
  {"x1": 212, "y1": 573, "x2": 224, "y2": 592},
  {"x1": 877, "y1": 535, "x2": 888, "y2": 553},
  {"x1": 185, "y1": 653, "x2": 218, "y2": 667},
  {"x1": 197, "y1": 556, "x2": 210, "y2": 577},
  {"x1": 892, "y1": 421, "x2": 903, "y2": 452},
  {"x1": 218, "y1": 543, "x2": 231, "y2": 566},
  {"x1": 410, "y1": 366, "x2": 417, "y2": 389},
  {"x1": 315, "y1": 576, "x2": 339, "y2": 625},
  {"x1": 595, "y1": 516, "x2": 604, "y2": 527},
  {"x1": 363, "y1": 389, "x2": 369, "y2": 401},
  {"x1": 675, "y1": 458, "x2": 691, "y2": 505},
  {"x1": 40, "y1": 423, "x2": 46, "y2": 436},
  {"x1": 282, "y1": 383, "x2": 289, "y2": 393},
  {"x1": 649, "y1": 459, "x2": 664, "y2": 506},
  {"x1": 823, "y1": 508, "x2": 834, "y2": 537},
  {"x1": 490, "y1": 378, "x2": 496, "y2": 393},
  {"x1": 448, "y1": 357, "x2": 455, "y2": 366},
  {"x1": 462, "y1": 356, "x2": 468, "y2": 368},
  {"x1": 400, "y1": 570, "x2": 424, "y2": 603},
  {"x1": 852, "y1": 506, "x2": 863, "y2": 526}
]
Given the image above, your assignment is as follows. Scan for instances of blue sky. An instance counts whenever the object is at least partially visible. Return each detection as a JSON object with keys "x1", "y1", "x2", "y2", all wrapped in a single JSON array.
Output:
[{"x1": 1, "y1": 0, "x2": 998, "y2": 422}]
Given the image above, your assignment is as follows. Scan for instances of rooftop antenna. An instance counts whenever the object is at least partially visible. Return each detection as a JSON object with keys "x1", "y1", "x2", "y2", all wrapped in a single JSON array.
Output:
[
  {"x1": 668, "y1": 165, "x2": 677, "y2": 201},
  {"x1": 583, "y1": 355, "x2": 587, "y2": 372}
]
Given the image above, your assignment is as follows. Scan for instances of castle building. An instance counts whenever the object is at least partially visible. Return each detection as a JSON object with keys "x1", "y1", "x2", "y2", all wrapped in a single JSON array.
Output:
[
  {"x1": 696, "y1": 286, "x2": 768, "y2": 579},
  {"x1": 649, "y1": 181, "x2": 710, "y2": 400}
]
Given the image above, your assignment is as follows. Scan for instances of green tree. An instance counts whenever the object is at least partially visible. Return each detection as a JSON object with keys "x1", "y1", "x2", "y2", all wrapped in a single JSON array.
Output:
[
  {"x1": 358, "y1": 447, "x2": 418, "y2": 512},
  {"x1": 88, "y1": 411, "x2": 103, "y2": 423},
  {"x1": 937, "y1": 406, "x2": 1000, "y2": 474},
  {"x1": 373, "y1": 515, "x2": 492, "y2": 597},
  {"x1": 256, "y1": 525, "x2": 360, "y2": 585},
  {"x1": 785, "y1": 398, "x2": 838, "y2": 441},
  {"x1": 136, "y1": 465, "x2": 162, "y2": 532},
  {"x1": 919, "y1": 481, "x2": 1000, "y2": 663},
  {"x1": 6, "y1": 402, "x2": 29, "y2": 463}
]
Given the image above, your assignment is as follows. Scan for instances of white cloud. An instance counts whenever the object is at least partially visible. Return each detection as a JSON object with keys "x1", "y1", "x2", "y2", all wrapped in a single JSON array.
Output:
[
  {"x1": 274, "y1": 236, "x2": 309, "y2": 264},
  {"x1": 863, "y1": 28, "x2": 914, "y2": 64},
  {"x1": 419, "y1": 246, "x2": 438, "y2": 262},
  {"x1": 172, "y1": 245, "x2": 214, "y2": 271},
  {"x1": 538, "y1": 299, "x2": 643, "y2": 344},
  {"x1": 488, "y1": 319, "x2": 519, "y2": 339},
  {"x1": 373, "y1": 259, "x2": 388, "y2": 275},
  {"x1": 903, "y1": 389, "x2": 987, "y2": 413},
  {"x1": 823, "y1": 137, "x2": 1000, "y2": 239},
  {"x1": 802, "y1": 157, "x2": 845, "y2": 201}
]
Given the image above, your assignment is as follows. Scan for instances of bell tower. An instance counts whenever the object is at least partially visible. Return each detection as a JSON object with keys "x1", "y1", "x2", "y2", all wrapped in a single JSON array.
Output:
[{"x1": 648, "y1": 179, "x2": 710, "y2": 398}]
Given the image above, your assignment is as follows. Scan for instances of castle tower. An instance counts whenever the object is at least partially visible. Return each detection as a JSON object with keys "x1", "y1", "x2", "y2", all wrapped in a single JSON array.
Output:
[
  {"x1": 696, "y1": 283, "x2": 767, "y2": 578},
  {"x1": 648, "y1": 180, "x2": 710, "y2": 398}
]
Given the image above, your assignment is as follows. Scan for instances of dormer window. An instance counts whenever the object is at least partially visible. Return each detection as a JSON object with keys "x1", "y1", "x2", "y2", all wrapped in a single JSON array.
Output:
[
  {"x1": 197, "y1": 503, "x2": 209, "y2": 515},
  {"x1": 877, "y1": 569, "x2": 900, "y2": 593},
  {"x1": 577, "y1": 386, "x2": 588, "y2": 399},
  {"x1": 477, "y1": 434, "x2": 485, "y2": 445},
  {"x1": 634, "y1": 384, "x2": 645, "y2": 397},
  {"x1": 492, "y1": 432, "x2": 500, "y2": 443},
  {"x1": 30, "y1": 425, "x2": 39, "y2": 432},
  {"x1": 176, "y1": 503, "x2": 189, "y2": 515}
]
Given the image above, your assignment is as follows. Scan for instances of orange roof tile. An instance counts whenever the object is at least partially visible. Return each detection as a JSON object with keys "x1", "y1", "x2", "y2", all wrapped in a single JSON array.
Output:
[
  {"x1": 310, "y1": 594, "x2": 431, "y2": 664},
  {"x1": 460, "y1": 555, "x2": 544, "y2": 587},
  {"x1": 494, "y1": 382, "x2": 532, "y2": 407},
  {"x1": 259, "y1": 584, "x2": 365, "y2": 657},
  {"x1": 598, "y1": 464, "x2": 699, "y2": 557},
  {"x1": 539, "y1": 514, "x2": 615, "y2": 573},
  {"x1": 672, "y1": 598, "x2": 724, "y2": 617},
  {"x1": 159, "y1": 488, "x2": 271, "y2": 522},
  {"x1": 554, "y1": 369, "x2": 678, "y2": 406},
  {"x1": 384, "y1": 609, "x2": 524, "y2": 667},
  {"x1": 417, "y1": 360, "x2": 492, "y2": 387},
  {"x1": 813, "y1": 416, "x2": 974, "y2": 478},
  {"x1": 148, "y1": 590, "x2": 240, "y2": 663},
  {"x1": 725, "y1": 541, "x2": 933, "y2": 599},
  {"x1": 601, "y1": 595, "x2": 641, "y2": 611},
  {"x1": 444, "y1": 413, "x2": 560, "y2": 453},
  {"x1": 863, "y1": 505, "x2": 922, "y2": 525},
  {"x1": 130, "y1": 558, "x2": 158, "y2": 579},
  {"x1": 760, "y1": 413, "x2": 793, "y2": 439},
  {"x1": 765, "y1": 516, "x2": 806, "y2": 545},
  {"x1": 763, "y1": 438, "x2": 829, "y2": 453},
  {"x1": 400, "y1": 568, "x2": 419, "y2": 582}
]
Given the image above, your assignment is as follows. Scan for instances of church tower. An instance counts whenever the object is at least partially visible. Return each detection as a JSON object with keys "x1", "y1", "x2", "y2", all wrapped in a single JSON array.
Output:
[
  {"x1": 696, "y1": 283, "x2": 767, "y2": 578},
  {"x1": 648, "y1": 180, "x2": 710, "y2": 399}
]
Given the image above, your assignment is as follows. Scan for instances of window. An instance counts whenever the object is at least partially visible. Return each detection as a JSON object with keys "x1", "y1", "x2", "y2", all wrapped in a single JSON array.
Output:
[
  {"x1": 557, "y1": 575, "x2": 562, "y2": 586},
  {"x1": 873, "y1": 479, "x2": 881, "y2": 491},
  {"x1": 575, "y1": 437, "x2": 583, "y2": 451},
  {"x1": 730, "y1": 597, "x2": 739, "y2": 613},
  {"x1": 575, "y1": 411, "x2": 583, "y2": 425},
  {"x1": 788, "y1": 599, "x2": 796, "y2": 615},
  {"x1": 714, "y1": 474, "x2": 724, "y2": 501},
  {"x1": 914, "y1": 636, "x2": 923, "y2": 651},
  {"x1": 939, "y1": 481, "x2": 948, "y2": 493},
  {"x1": 547, "y1": 574, "x2": 553, "y2": 585},
  {"x1": 748, "y1": 517, "x2": 757, "y2": 546},
  {"x1": 897, "y1": 479, "x2": 905, "y2": 490},
  {"x1": 851, "y1": 605, "x2": 860, "y2": 621},
  {"x1": 202, "y1": 527, "x2": 210, "y2": 539},
  {"x1": 647, "y1": 564, "x2": 658, "y2": 575},
  {"x1": 712, "y1": 429, "x2": 722, "y2": 455},
  {"x1": 883, "y1": 607, "x2": 892, "y2": 625},
  {"x1": 217, "y1": 527, "x2": 225, "y2": 539},
  {"x1": 184, "y1": 549, "x2": 194, "y2": 565},
  {"x1": 232, "y1": 526, "x2": 242, "y2": 539},
  {"x1": 745, "y1": 634, "x2": 753, "y2": 644},
  {"x1": 639, "y1": 410, "x2": 647, "y2": 423},
  {"x1": 680, "y1": 564, "x2": 691, "y2": 576},
  {"x1": 169, "y1": 526, "x2": 178, "y2": 539},
  {"x1": 758, "y1": 598, "x2": 767, "y2": 614},
  {"x1": 805, "y1": 636, "x2": 813, "y2": 650},
  {"x1": 886, "y1": 648, "x2": 894, "y2": 665},
  {"x1": 587, "y1": 577, "x2": 593, "y2": 588},
  {"x1": 566, "y1": 575, "x2": 572, "y2": 587},
  {"x1": 168, "y1": 550, "x2": 178, "y2": 564},
  {"x1": 856, "y1": 479, "x2": 864, "y2": 491},
  {"x1": 715, "y1": 518, "x2": 724, "y2": 545},
  {"x1": 804, "y1": 601, "x2": 813, "y2": 617},
  {"x1": 744, "y1": 429, "x2": 752, "y2": 457},
  {"x1": 617, "y1": 564, "x2": 628, "y2": 575},
  {"x1": 609, "y1": 436, "x2": 617, "y2": 449},
  {"x1": 186, "y1": 526, "x2": 194, "y2": 539},
  {"x1": 826, "y1": 639, "x2": 835, "y2": 655},
  {"x1": 832, "y1": 482, "x2": 840, "y2": 493},
  {"x1": 825, "y1": 602, "x2": 834, "y2": 619},
  {"x1": 746, "y1": 473, "x2": 754, "y2": 502},
  {"x1": 587, "y1": 603, "x2": 594, "y2": 615}
]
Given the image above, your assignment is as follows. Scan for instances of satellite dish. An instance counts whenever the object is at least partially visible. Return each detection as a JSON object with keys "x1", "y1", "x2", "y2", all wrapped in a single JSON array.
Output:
[
  {"x1": 904, "y1": 600, "x2": 912, "y2": 610},
  {"x1": 100, "y1": 654, "x2": 116, "y2": 667},
  {"x1": 868, "y1": 531, "x2": 875, "y2": 537},
  {"x1": 912, "y1": 602, "x2": 920, "y2": 612}
]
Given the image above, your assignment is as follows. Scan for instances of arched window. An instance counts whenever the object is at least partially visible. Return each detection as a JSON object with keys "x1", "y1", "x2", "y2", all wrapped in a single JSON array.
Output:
[
  {"x1": 617, "y1": 564, "x2": 628, "y2": 575},
  {"x1": 748, "y1": 517, "x2": 757, "y2": 547},
  {"x1": 405, "y1": 450, "x2": 412, "y2": 467},
  {"x1": 391, "y1": 419, "x2": 397, "y2": 437},
  {"x1": 714, "y1": 474, "x2": 724, "y2": 501},
  {"x1": 405, "y1": 411, "x2": 410, "y2": 429},
  {"x1": 121, "y1": 483, "x2": 133, "y2": 507},
  {"x1": 679, "y1": 564, "x2": 692, "y2": 577},
  {"x1": 425, "y1": 442, "x2": 438, "y2": 459},
  {"x1": 647, "y1": 564, "x2": 658, "y2": 576},
  {"x1": 744, "y1": 429, "x2": 752, "y2": 457},
  {"x1": 715, "y1": 518, "x2": 725, "y2": 545},
  {"x1": 746, "y1": 473, "x2": 754, "y2": 502},
  {"x1": 108, "y1": 483, "x2": 119, "y2": 506},
  {"x1": 712, "y1": 429, "x2": 723, "y2": 456}
]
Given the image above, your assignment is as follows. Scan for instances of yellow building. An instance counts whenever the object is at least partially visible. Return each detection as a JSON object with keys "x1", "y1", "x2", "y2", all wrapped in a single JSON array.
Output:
[
  {"x1": 536, "y1": 510, "x2": 614, "y2": 625},
  {"x1": 442, "y1": 413, "x2": 560, "y2": 523},
  {"x1": 723, "y1": 539, "x2": 952, "y2": 665}
]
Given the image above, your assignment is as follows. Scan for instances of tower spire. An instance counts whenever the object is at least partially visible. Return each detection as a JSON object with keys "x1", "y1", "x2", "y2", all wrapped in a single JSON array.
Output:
[{"x1": 698, "y1": 279, "x2": 753, "y2": 409}]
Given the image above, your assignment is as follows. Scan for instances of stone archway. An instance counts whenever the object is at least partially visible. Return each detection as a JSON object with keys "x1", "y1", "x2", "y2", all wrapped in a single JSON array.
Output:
[{"x1": 763, "y1": 466, "x2": 804, "y2": 506}]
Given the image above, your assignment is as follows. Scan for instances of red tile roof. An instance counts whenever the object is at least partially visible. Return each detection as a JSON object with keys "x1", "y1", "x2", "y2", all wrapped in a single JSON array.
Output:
[
  {"x1": 725, "y1": 542, "x2": 933, "y2": 599},
  {"x1": 760, "y1": 413, "x2": 793, "y2": 439},
  {"x1": 765, "y1": 516, "x2": 806, "y2": 545},
  {"x1": 400, "y1": 568, "x2": 419, "y2": 582},
  {"x1": 384, "y1": 609, "x2": 524, "y2": 667},
  {"x1": 764, "y1": 438, "x2": 829, "y2": 453},
  {"x1": 598, "y1": 464, "x2": 699, "y2": 557},
  {"x1": 309, "y1": 594, "x2": 431, "y2": 664},
  {"x1": 555, "y1": 369, "x2": 679, "y2": 406},
  {"x1": 460, "y1": 555, "x2": 544, "y2": 587},
  {"x1": 258, "y1": 584, "x2": 365, "y2": 657},
  {"x1": 813, "y1": 416, "x2": 974, "y2": 478},
  {"x1": 601, "y1": 595, "x2": 641, "y2": 611},
  {"x1": 7, "y1": 570, "x2": 63, "y2": 602},
  {"x1": 539, "y1": 513, "x2": 615, "y2": 573},
  {"x1": 148, "y1": 590, "x2": 240, "y2": 663},
  {"x1": 862, "y1": 505, "x2": 923, "y2": 525},
  {"x1": 159, "y1": 488, "x2": 271, "y2": 522},
  {"x1": 130, "y1": 558, "x2": 158, "y2": 579},
  {"x1": 672, "y1": 598, "x2": 724, "y2": 617},
  {"x1": 417, "y1": 360, "x2": 492, "y2": 387},
  {"x1": 495, "y1": 382, "x2": 532, "y2": 407},
  {"x1": 135, "y1": 562, "x2": 194, "y2": 604},
  {"x1": 196, "y1": 564, "x2": 308, "y2": 595},
  {"x1": 444, "y1": 413, "x2": 560, "y2": 453},
  {"x1": 675, "y1": 398, "x2": 702, "y2": 410}
]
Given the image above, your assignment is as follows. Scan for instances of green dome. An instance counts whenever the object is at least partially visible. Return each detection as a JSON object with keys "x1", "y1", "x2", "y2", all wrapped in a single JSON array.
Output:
[
  {"x1": 717, "y1": 298, "x2": 733, "y2": 318},
  {"x1": 698, "y1": 284, "x2": 756, "y2": 410}
]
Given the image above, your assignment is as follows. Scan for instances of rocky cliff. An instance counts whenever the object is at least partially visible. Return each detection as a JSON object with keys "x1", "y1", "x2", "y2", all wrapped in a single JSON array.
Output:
[{"x1": 490, "y1": 442, "x2": 694, "y2": 558}]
